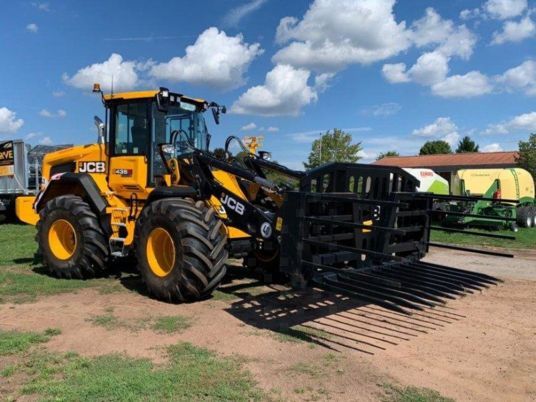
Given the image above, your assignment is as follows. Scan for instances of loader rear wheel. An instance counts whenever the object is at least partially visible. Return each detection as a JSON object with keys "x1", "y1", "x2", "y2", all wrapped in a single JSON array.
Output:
[
  {"x1": 37, "y1": 195, "x2": 108, "y2": 279},
  {"x1": 135, "y1": 198, "x2": 228, "y2": 302}
]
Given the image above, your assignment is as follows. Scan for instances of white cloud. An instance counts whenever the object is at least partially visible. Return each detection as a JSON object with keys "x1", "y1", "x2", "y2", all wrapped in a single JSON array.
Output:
[
  {"x1": 411, "y1": 8, "x2": 453, "y2": 48},
  {"x1": 39, "y1": 109, "x2": 67, "y2": 118},
  {"x1": 412, "y1": 117, "x2": 458, "y2": 139},
  {"x1": 231, "y1": 64, "x2": 318, "y2": 116},
  {"x1": 410, "y1": 8, "x2": 476, "y2": 59},
  {"x1": 382, "y1": 8, "x2": 477, "y2": 96},
  {"x1": 382, "y1": 63, "x2": 410, "y2": 83},
  {"x1": 460, "y1": 8, "x2": 481, "y2": 20},
  {"x1": 435, "y1": 25, "x2": 476, "y2": 60},
  {"x1": 52, "y1": 91, "x2": 65, "y2": 97},
  {"x1": 484, "y1": 0, "x2": 527, "y2": 20},
  {"x1": 0, "y1": 107, "x2": 24, "y2": 134},
  {"x1": 223, "y1": 0, "x2": 267, "y2": 26},
  {"x1": 241, "y1": 122, "x2": 257, "y2": 131},
  {"x1": 482, "y1": 143, "x2": 503, "y2": 152},
  {"x1": 361, "y1": 102, "x2": 401, "y2": 117},
  {"x1": 25, "y1": 132, "x2": 41, "y2": 140},
  {"x1": 273, "y1": 0, "x2": 411, "y2": 72},
  {"x1": 497, "y1": 60, "x2": 536, "y2": 96},
  {"x1": 266, "y1": 126, "x2": 279, "y2": 132},
  {"x1": 431, "y1": 71, "x2": 493, "y2": 98},
  {"x1": 383, "y1": 52, "x2": 462, "y2": 91},
  {"x1": 492, "y1": 16, "x2": 536, "y2": 45},
  {"x1": 26, "y1": 23, "x2": 38, "y2": 33},
  {"x1": 32, "y1": 2, "x2": 50, "y2": 12},
  {"x1": 484, "y1": 111, "x2": 536, "y2": 134},
  {"x1": 407, "y1": 51, "x2": 449, "y2": 85},
  {"x1": 442, "y1": 132, "x2": 461, "y2": 146},
  {"x1": 357, "y1": 149, "x2": 378, "y2": 163},
  {"x1": 411, "y1": 117, "x2": 460, "y2": 147},
  {"x1": 63, "y1": 53, "x2": 140, "y2": 91},
  {"x1": 39, "y1": 136, "x2": 53, "y2": 145},
  {"x1": 149, "y1": 27, "x2": 262, "y2": 90}
]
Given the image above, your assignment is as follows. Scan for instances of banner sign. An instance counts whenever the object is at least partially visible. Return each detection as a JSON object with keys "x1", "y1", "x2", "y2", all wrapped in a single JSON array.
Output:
[{"x1": 0, "y1": 141, "x2": 15, "y2": 176}]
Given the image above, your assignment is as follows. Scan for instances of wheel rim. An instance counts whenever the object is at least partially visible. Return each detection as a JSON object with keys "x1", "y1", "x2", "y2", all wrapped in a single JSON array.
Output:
[
  {"x1": 146, "y1": 227, "x2": 176, "y2": 277},
  {"x1": 48, "y1": 219, "x2": 77, "y2": 260}
]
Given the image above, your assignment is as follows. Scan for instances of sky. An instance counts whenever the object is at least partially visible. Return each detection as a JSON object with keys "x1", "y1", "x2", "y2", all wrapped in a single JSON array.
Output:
[{"x1": 0, "y1": 0, "x2": 535, "y2": 169}]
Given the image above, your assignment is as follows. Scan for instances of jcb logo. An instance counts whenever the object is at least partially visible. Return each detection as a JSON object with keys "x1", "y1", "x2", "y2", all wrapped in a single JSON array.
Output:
[
  {"x1": 79, "y1": 161, "x2": 106, "y2": 173},
  {"x1": 220, "y1": 194, "x2": 245, "y2": 216}
]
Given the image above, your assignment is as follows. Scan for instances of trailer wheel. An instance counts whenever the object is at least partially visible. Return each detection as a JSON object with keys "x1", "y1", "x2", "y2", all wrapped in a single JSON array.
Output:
[
  {"x1": 37, "y1": 195, "x2": 109, "y2": 279},
  {"x1": 135, "y1": 198, "x2": 228, "y2": 302},
  {"x1": 529, "y1": 206, "x2": 536, "y2": 228},
  {"x1": 517, "y1": 207, "x2": 532, "y2": 228}
]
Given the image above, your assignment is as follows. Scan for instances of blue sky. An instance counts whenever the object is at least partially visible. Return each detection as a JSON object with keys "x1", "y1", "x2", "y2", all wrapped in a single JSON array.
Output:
[{"x1": 0, "y1": 0, "x2": 535, "y2": 169}]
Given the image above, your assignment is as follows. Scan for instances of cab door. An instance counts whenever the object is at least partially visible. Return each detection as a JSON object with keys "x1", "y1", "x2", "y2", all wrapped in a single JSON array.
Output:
[{"x1": 107, "y1": 100, "x2": 152, "y2": 200}]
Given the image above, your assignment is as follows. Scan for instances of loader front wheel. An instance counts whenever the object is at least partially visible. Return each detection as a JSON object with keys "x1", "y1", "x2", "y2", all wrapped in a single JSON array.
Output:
[
  {"x1": 37, "y1": 195, "x2": 108, "y2": 279},
  {"x1": 135, "y1": 198, "x2": 228, "y2": 302}
]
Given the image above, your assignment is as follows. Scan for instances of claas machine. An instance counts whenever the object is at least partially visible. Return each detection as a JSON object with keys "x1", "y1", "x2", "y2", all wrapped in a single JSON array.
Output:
[
  {"x1": 15, "y1": 86, "x2": 511, "y2": 312},
  {"x1": 443, "y1": 168, "x2": 536, "y2": 230}
]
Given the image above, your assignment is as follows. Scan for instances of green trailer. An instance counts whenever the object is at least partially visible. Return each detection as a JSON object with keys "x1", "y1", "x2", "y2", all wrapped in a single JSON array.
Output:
[{"x1": 444, "y1": 168, "x2": 535, "y2": 230}]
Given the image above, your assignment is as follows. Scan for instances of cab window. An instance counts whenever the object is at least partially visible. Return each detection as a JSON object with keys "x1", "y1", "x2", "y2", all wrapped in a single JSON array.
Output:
[{"x1": 114, "y1": 102, "x2": 149, "y2": 155}]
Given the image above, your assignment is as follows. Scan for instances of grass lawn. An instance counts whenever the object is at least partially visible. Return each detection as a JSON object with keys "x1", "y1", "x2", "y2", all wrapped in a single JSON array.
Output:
[
  {"x1": 0, "y1": 329, "x2": 264, "y2": 401},
  {"x1": 0, "y1": 224, "x2": 123, "y2": 303},
  {"x1": 430, "y1": 227, "x2": 535, "y2": 250}
]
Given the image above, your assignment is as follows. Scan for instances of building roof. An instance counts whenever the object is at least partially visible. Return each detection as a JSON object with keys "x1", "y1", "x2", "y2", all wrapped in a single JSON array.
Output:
[{"x1": 373, "y1": 151, "x2": 518, "y2": 170}]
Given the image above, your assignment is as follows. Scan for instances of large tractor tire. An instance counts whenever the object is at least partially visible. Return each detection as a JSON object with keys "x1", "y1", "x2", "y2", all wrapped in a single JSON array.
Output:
[
  {"x1": 529, "y1": 206, "x2": 536, "y2": 228},
  {"x1": 37, "y1": 195, "x2": 109, "y2": 279},
  {"x1": 135, "y1": 198, "x2": 228, "y2": 302},
  {"x1": 517, "y1": 207, "x2": 532, "y2": 228}
]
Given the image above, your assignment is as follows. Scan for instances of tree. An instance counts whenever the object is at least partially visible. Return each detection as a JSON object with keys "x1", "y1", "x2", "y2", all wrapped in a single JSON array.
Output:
[
  {"x1": 304, "y1": 128, "x2": 362, "y2": 169},
  {"x1": 456, "y1": 136, "x2": 479, "y2": 153},
  {"x1": 376, "y1": 150, "x2": 400, "y2": 160},
  {"x1": 419, "y1": 140, "x2": 452, "y2": 155},
  {"x1": 517, "y1": 133, "x2": 536, "y2": 181}
]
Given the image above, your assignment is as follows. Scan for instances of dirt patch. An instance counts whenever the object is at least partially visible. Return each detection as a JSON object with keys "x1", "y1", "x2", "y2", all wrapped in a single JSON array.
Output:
[{"x1": 1, "y1": 250, "x2": 535, "y2": 401}]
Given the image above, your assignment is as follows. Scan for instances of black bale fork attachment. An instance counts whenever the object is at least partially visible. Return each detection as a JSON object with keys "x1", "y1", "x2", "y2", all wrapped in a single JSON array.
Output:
[
  {"x1": 279, "y1": 163, "x2": 508, "y2": 315},
  {"x1": 181, "y1": 150, "x2": 508, "y2": 314}
]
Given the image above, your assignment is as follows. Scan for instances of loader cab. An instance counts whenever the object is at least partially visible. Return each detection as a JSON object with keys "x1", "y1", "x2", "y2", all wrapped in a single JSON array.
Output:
[{"x1": 102, "y1": 88, "x2": 213, "y2": 193}]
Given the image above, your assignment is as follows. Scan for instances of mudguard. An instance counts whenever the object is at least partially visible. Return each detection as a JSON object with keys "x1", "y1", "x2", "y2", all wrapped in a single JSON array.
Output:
[{"x1": 34, "y1": 173, "x2": 107, "y2": 215}]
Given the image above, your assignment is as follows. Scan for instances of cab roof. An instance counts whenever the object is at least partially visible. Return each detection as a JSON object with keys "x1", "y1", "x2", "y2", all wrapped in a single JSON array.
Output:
[{"x1": 103, "y1": 90, "x2": 207, "y2": 106}]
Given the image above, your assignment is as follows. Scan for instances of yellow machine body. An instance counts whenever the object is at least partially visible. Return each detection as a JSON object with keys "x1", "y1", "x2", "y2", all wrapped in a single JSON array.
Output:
[
  {"x1": 452, "y1": 168, "x2": 535, "y2": 201},
  {"x1": 15, "y1": 90, "x2": 253, "y2": 245}
]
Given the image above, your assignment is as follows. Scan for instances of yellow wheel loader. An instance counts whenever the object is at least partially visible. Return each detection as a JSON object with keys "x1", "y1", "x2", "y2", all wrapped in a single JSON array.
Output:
[
  {"x1": 15, "y1": 86, "x2": 514, "y2": 312},
  {"x1": 16, "y1": 86, "x2": 301, "y2": 302}
]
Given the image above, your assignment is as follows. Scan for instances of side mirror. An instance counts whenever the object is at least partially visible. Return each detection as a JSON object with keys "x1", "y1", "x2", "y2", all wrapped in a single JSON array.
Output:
[
  {"x1": 258, "y1": 151, "x2": 272, "y2": 161},
  {"x1": 94, "y1": 116, "x2": 105, "y2": 144},
  {"x1": 211, "y1": 108, "x2": 220, "y2": 125},
  {"x1": 156, "y1": 87, "x2": 170, "y2": 112},
  {"x1": 209, "y1": 102, "x2": 226, "y2": 125}
]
